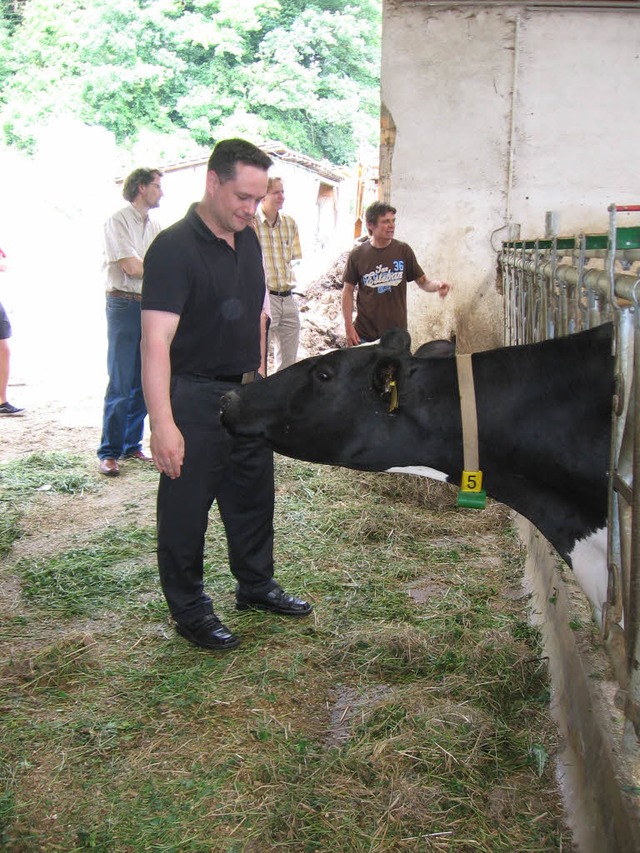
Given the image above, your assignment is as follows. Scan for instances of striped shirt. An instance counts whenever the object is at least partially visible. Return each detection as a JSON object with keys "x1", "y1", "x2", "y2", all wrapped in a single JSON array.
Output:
[{"x1": 253, "y1": 208, "x2": 302, "y2": 294}]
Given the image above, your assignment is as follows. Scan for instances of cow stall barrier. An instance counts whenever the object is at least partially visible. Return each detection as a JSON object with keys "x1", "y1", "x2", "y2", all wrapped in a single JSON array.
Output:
[{"x1": 499, "y1": 205, "x2": 640, "y2": 746}]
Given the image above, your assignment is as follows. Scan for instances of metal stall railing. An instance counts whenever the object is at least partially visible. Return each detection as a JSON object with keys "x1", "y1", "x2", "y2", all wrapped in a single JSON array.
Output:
[{"x1": 499, "y1": 204, "x2": 640, "y2": 745}]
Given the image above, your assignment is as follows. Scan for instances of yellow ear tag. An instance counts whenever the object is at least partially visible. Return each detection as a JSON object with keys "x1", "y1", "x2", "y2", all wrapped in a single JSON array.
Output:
[
  {"x1": 387, "y1": 378, "x2": 398, "y2": 413},
  {"x1": 457, "y1": 470, "x2": 486, "y2": 509}
]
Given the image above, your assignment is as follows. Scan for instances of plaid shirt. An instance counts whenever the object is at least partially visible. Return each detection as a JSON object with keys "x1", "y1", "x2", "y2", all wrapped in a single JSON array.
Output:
[{"x1": 253, "y1": 208, "x2": 302, "y2": 293}]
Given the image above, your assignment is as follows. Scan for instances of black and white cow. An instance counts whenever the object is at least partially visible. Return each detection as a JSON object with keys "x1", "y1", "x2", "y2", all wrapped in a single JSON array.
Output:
[{"x1": 221, "y1": 324, "x2": 614, "y2": 623}]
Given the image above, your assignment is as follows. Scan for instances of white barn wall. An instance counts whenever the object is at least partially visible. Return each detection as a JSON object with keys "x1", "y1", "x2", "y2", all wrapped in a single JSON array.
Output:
[
  {"x1": 512, "y1": 10, "x2": 640, "y2": 234},
  {"x1": 382, "y1": 2, "x2": 640, "y2": 352},
  {"x1": 154, "y1": 164, "x2": 205, "y2": 228}
]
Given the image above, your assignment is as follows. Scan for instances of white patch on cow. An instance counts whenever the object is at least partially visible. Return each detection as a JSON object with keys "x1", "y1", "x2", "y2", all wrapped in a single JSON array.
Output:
[
  {"x1": 386, "y1": 465, "x2": 449, "y2": 482},
  {"x1": 569, "y1": 527, "x2": 609, "y2": 627}
]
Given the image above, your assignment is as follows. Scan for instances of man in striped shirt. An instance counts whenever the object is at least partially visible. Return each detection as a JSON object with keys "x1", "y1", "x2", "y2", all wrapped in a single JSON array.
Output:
[{"x1": 253, "y1": 177, "x2": 302, "y2": 371}]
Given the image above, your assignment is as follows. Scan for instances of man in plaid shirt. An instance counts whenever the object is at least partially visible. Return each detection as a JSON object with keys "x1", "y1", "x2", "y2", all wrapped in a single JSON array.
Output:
[{"x1": 253, "y1": 177, "x2": 302, "y2": 371}]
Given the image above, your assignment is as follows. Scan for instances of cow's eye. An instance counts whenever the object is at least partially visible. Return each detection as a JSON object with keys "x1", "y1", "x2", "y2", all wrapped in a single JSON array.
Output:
[{"x1": 315, "y1": 365, "x2": 334, "y2": 382}]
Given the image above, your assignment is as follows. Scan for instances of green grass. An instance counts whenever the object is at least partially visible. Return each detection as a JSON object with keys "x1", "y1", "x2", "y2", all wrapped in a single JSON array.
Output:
[
  {"x1": 0, "y1": 452, "x2": 573, "y2": 852},
  {"x1": 0, "y1": 452, "x2": 97, "y2": 558},
  {"x1": 0, "y1": 451, "x2": 96, "y2": 497},
  {"x1": 0, "y1": 503, "x2": 21, "y2": 559},
  {"x1": 16, "y1": 526, "x2": 157, "y2": 617}
]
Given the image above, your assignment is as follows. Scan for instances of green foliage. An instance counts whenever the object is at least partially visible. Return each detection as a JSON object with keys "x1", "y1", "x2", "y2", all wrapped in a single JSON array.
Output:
[
  {"x1": 0, "y1": 0, "x2": 381, "y2": 162},
  {"x1": 0, "y1": 0, "x2": 23, "y2": 34}
]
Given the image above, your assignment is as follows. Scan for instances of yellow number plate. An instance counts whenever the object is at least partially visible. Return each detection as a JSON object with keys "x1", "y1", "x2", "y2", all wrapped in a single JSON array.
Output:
[{"x1": 461, "y1": 470, "x2": 483, "y2": 493}]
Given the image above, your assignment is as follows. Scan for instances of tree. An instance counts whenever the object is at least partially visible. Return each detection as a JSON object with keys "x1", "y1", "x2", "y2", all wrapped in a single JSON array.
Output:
[{"x1": 0, "y1": 0, "x2": 381, "y2": 164}]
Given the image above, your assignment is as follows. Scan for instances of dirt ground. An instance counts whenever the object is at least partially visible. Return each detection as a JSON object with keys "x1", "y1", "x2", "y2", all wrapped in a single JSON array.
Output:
[
  {"x1": 1, "y1": 390, "x2": 106, "y2": 463},
  {"x1": 0, "y1": 405, "x2": 160, "y2": 598},
  {"x1": 0, "y1": 288, "x2": 157, "y2": 559}
]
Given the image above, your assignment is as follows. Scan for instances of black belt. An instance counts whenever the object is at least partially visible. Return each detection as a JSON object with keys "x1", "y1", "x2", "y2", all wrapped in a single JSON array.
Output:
[
  {"x1": 190, "y1": 371, "x2": 257, "y2": 385},
  {"x1": 269, "y1": 290, "x2": 292, "y2": 297}
]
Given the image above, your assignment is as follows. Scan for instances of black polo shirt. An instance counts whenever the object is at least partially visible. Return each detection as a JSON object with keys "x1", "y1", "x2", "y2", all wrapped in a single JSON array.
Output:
[{"x1": 142, "y1": 203, "x2": 265, "y2": 376}]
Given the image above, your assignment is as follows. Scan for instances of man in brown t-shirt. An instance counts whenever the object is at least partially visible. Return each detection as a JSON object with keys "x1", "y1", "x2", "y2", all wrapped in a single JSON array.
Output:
[{"x1": 342, "y1": 201, "x2": 450, "y2": 345}]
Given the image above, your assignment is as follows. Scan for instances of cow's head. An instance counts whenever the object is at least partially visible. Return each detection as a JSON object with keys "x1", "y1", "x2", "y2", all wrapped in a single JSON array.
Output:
[{"x1": 220, "y1": 329, "x2": 457, "y2": 471}]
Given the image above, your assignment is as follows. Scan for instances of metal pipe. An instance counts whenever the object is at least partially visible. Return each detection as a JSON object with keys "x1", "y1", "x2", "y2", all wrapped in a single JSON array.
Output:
[
  {"x1": 500, "y1": 257, "x2": 639, "y2": 303},
  {"x1": 505, "y1": 14, "x2": 519, "y2": 227},
  {"x1": 625, "y1": 308, "x2": 640, "y2": 743}
]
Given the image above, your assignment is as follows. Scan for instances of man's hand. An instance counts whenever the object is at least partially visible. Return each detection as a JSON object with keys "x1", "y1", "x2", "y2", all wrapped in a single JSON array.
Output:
[
  {"x1": 417, "y1": 275, "x2": 451, "y2": 298},
  {"x1": 342, "y1": 282, "x2": 360, "y2": 346},
  {"x1": 431, "y1": 280, "x2": 451, "y2": 299},
  {"x1": 150, "y1": 421, "x2": 185, "y2": 479},
  {"x1": 345, "y1": 322, "x2": 361, "y2": 347}
]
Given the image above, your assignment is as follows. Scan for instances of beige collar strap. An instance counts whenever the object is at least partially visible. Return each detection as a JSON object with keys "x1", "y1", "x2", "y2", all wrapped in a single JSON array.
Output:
[{"x1": 455, "y1": 353, "x2": 479, "y2": 472}]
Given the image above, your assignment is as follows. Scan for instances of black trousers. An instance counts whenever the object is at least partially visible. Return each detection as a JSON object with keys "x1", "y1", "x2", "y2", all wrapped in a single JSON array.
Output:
[{"x1": 157, "y1": 374, "x2": 275, "y2": 626}]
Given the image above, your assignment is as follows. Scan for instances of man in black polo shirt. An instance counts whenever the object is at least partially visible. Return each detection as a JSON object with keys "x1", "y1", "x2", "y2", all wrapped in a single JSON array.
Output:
[{"x1": 141, "y1": 138, "x2": 312, "y2": 652}]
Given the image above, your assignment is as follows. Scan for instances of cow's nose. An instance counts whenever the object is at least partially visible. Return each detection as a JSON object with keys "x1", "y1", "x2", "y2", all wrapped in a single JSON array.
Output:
[
  {"x1": 220, "y1": 391, "x2": 237, "y2": 413},
  {"x1": 220, "y1": 388, "x2": 243, "y2": 422}
]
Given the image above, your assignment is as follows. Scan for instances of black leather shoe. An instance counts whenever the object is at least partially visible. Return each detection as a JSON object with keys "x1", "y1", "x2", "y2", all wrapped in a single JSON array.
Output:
[
  {"x1": 236, "y1": 586, "x2": 313, "y2": 617},
  {"x1": 176, "y1": 615, "x2": 240, "y2": 650}
]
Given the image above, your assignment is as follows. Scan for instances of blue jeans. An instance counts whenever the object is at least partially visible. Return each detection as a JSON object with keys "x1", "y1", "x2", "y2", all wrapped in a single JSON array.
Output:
[{"x1": 98, "y1": 295, "x2": 146, "y2": 459}]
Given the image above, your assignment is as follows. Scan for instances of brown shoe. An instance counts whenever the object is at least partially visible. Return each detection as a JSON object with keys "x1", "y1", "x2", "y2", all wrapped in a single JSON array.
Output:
[
  {"x1": 122, "y1": 450, "x2": 152, "y2": 462},
  {"x1": 99, "y1": 458, "x2": 120, "y2": 477}
]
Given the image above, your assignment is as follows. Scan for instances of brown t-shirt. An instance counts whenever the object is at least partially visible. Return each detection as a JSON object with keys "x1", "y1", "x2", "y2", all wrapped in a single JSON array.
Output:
[{"x1": 343, "y1": 239, "x2": 425, "y2": 341}]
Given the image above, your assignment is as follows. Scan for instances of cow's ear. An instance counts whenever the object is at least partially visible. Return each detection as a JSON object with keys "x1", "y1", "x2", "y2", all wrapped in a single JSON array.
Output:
[
  {"x1": 380, "y1": 328, "x2": 411, "y2": 353},
  {"x1": 372, "y1": 357, "x2": 403, "y2": 413},
  {"x1": 414, "y1": 339, "x2": 456, "y2": 360}
]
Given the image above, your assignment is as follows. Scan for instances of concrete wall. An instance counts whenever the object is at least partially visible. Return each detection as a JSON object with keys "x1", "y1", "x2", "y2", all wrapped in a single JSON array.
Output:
[
  {"x1": 519, "y1": 517, "x2": 640, "y2": 853},
  {"x1": 382, "y1": 2, "x2": 640, "y2": 352}
]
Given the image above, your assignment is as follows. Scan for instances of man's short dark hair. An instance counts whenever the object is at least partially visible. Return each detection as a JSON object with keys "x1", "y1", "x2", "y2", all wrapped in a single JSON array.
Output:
[
  {"x1": 208, "y1": 138, "x2": 273, "y2": 183},
  {"x1": 122, "y1": 168, "x2": 162, "y2": 202},
  {"x1": 365, "y1": 201, "x2": 397, "y2": 228}
]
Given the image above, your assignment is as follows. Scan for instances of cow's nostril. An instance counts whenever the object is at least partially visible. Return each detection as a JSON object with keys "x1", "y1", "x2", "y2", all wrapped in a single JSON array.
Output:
[
  {"x1": 220, "y1": 394, "x2": 237, "y2": 418},
  {"x1": 220, "y1": 391, "x2": 239, "y2": 411}
]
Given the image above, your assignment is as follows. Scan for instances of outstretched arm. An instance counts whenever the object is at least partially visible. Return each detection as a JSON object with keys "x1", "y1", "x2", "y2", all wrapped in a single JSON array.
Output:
[{"x1": 416, "y1": 274, "x2": 450, "y2": 298}]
